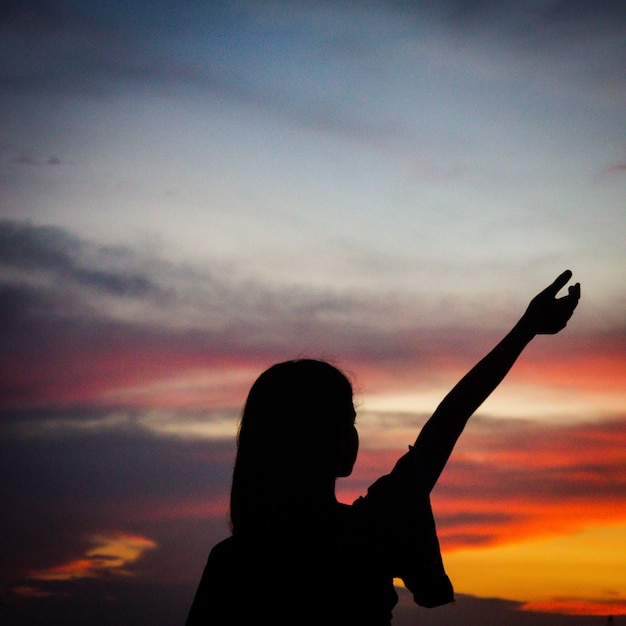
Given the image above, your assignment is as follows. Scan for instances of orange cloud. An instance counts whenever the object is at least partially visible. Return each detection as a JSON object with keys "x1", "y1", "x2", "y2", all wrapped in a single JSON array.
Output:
[
  {"x1": 438, "y1": 418, "x2": 626, "y2": 546},
  {"x1": 345, "y1": 416, "x2": 626, "y2": 551},
  {"x1": 28, "y1": 532, "x2": 157, "y2": 581},
  {"x1": 521, "y1": 598, "x2": 626, "y2": 616},
  {"x1": 523, "y1": 598, "x2": 626, "y2": 616},
  {"x1": 11, "y1": 585, "x2": 59, "y2": 599}
]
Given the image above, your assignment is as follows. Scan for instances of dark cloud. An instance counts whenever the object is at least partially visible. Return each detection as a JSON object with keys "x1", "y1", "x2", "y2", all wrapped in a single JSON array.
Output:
[
  {"x1": 9, "y1": 153, "x2": 66, "y2": 166},
  {"x1": 394, "y1": 590, "x2": 608, "y2": 625},
  {"x1": 390, "y1": 0, "x2": 626, "y2": 39},
  {"x1": 0, "y1": 220, "x2": 165, "y2": 299},
  {"x1": 1, "y1": 220, "x2": 367, "y2": 321},
  {"x1": 1, "y1": 584, "x2": 609, "y2": 626},
  {"x1": 540, "y1": 0, "x2": 626, "y2": 33},
  {"x1": 2, "y1": 577, "x2": 194, "y2": 626},
  {"x1": 0, "y1": 416, "x2": 234, "y2": 578}
]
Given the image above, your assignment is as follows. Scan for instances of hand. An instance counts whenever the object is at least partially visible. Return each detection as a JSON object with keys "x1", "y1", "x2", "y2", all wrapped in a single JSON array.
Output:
[{"x1": 520, "y1": 270, "x2": 581, "y2": 335}]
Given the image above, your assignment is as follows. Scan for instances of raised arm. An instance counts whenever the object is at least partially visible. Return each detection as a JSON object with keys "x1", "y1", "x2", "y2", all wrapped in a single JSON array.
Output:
[{"x1": 412, "y1": 270, "x2": 581, "y2": 492}]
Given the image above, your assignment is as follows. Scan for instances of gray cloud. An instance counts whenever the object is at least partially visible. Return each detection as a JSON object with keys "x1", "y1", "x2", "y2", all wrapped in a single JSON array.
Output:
[
  {"x1": 10, "y1": 153, "x2": 65, "y2": 166},
  {"x1": 393, "y1": 0, "x2": 626, "y2": 40},
  {"x1": 0, "y1": 220, "x2": 166, "y2": 299}
]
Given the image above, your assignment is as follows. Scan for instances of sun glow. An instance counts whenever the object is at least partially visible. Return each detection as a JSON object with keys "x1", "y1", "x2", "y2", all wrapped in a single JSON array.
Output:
[
  {"x1": 362, "y1": 384, "x2": 623, "y2": 423},
  {"x1": 442, "y1": 525, "x2": 626, "y2": 615}
]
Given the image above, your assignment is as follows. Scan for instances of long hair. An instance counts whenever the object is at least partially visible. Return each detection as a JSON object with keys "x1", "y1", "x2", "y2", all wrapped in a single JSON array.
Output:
[{"x1": 230, "y1": 359, "x2": 356, "y2": 534}]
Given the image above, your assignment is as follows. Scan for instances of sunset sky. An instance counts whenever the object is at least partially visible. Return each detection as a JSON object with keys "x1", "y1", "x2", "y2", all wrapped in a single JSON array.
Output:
[{"x1": 1, "y1": 1, "x2": 625, "y2": 625}]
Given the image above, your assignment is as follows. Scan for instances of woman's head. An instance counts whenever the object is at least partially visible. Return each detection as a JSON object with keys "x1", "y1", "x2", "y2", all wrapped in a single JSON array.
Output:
[{"x1": 230, "y1": 359, "x2": 358, "y2": 532}]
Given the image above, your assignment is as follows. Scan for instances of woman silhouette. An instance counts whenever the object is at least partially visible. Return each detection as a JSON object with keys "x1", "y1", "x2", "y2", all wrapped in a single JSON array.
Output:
[{"x1": 185, "y1": 270, "x2": 580, "y2": 625}]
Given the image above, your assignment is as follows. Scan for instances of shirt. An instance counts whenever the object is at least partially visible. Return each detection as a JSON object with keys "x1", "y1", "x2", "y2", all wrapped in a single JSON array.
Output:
[{"x1": 185, "y1": 446, "x2": 454, "y2": 626}]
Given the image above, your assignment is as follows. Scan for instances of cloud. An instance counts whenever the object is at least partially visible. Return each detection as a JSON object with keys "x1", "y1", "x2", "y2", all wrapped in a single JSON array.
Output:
[
  {"x1": 2, "y1": 402, "x2": 623, "y2": 623},
  {"x1": 522, "y1": 598, "x2": 625, "y2": 617},
  {"x1": 430, "y1": 416, "x2": 626, "y2": 548},
  {"x1": 0, "y1": 417, "x2": 234, "y2": 590},
  {"x1": 2, "y1": 219, "x2": 623, "y2": 417},
  {"x1": 28, "y1": 532, "x2": 157, "y2": 581},
  {"x1": 0, "y1": 220, "x2": 480, "y2": 406},
  {"x1": 341, "y1": 413, "x2": 626, "y2": 547},
  {"x1": 9, "y1": 152, "x2": 66, "y2": 166},
  {"x1": 1, "y1": 221, "x2": 623, "y2": 617},
  {"x1": 4, "y1": 577, "x2": 194, "y2": 626},
  {"x1": 393, "y1": 590, "x2": 619, "y2": 625},
  {"x1": 601, "y1": 162, "x2": 626, "y2": 178},
  {"x1": 401, "y1": 0, "x2": 626, "y2": 42},
  {"x1": 1, "y1": 220, "x2": 387, "y2": 326},
  {"x1": 0, "y1": 219, "x2": 165, "y2": 299},
  {"x1": 536, "y1": 0, "x2": 626, "y2": 36}
]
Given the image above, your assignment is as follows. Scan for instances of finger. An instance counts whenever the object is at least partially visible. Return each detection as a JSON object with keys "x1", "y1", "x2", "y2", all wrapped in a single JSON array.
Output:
[
  {"x1": 543, "y1": 270, "x2": 573, "y2": 296},
  {"x1": 567, "y1": 282, "x2": 580, "y2": 299}
]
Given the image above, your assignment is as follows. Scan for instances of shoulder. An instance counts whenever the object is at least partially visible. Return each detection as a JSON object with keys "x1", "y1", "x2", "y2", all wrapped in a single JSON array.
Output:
[
  {"x1": 205, "y1": 535, "x2": 246, "y2": 580},
  {"x1": 208, "y1": 536, "x2": 234, "y2": 560},
  {"x1": 353, "y1": 447, "x2": 427, "y2": 510},
  {"x1": 185, "y1": 537, "x2": 236, "y2": 625}
]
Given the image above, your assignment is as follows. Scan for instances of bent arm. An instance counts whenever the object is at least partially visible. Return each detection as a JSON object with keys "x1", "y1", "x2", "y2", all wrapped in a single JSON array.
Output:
[{"x1": 412, "y1": 270, "x2": 580, "y2": 492}]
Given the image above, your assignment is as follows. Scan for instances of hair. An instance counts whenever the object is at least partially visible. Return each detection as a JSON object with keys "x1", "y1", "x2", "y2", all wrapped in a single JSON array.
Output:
[{"x1": 229, "y1": 359, "x2": 357, "y2": 534}]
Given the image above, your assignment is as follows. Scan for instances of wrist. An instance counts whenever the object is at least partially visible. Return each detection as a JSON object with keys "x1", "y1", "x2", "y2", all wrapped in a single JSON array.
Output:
[{"x1": 512, "y1": 317, "x2": 537, "y2": 343}]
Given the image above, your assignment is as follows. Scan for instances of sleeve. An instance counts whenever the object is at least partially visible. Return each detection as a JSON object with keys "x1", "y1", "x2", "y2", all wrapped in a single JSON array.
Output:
[{"x1": 354, "y1": 446, "x2": 454, "y2": 608}]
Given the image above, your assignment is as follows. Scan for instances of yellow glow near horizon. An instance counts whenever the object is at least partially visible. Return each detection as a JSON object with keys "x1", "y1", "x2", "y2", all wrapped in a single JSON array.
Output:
[
  {"x1": 362, "y1": 383, "x2": 624, "y2": 423},
  {"x1": 442, "y1": 525, "x2": 626, "y2": 613}
]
